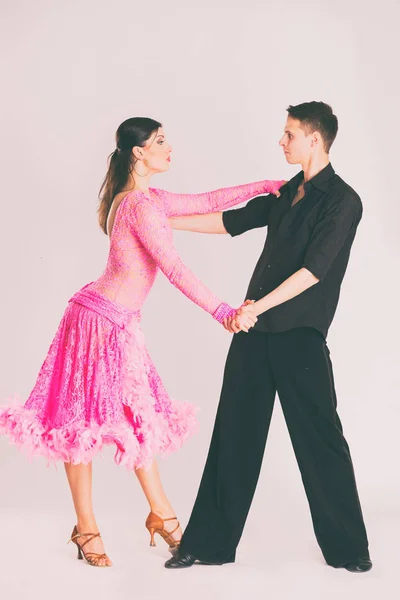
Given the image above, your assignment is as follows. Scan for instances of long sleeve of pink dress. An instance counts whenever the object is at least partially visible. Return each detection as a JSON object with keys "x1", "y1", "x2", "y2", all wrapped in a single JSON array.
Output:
[
  {"x1": 126, "y1": 193, "x2": 225, "y2": 317},
  {"x1": 151, "y1": 179, "x2": 284, "y2": 217}
]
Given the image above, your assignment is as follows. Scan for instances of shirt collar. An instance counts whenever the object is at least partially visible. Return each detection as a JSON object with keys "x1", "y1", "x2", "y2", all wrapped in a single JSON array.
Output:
[
  {"x1": 307, "y1": 162, "x2": 336, "y2": 191},
  {"x1": 284, "y1": 162, "x2": 336, "y2": 194},
  {"x1": 285, "y1": 170, "x2": 304, "y2": 193}
]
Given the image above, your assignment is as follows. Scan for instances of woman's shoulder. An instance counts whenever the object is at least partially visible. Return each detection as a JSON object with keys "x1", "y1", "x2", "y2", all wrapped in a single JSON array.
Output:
[
  {"x1": 122, "y1": 189, "x2": 167, "y2": 223},
  {"x1": 119, "y1": 189, "x2": 153, "y2": 212}
]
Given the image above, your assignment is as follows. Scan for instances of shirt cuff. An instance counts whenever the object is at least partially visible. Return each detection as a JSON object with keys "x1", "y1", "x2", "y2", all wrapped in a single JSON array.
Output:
[
  {"x1": 302, "y1": 262, "x2": 324, "y2": 281},
  {"x1": 222, "y1": 210, "x2": 242, "y2": 237}
]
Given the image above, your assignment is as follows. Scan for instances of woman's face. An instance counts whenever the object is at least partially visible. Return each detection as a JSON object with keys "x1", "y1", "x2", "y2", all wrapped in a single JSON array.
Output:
[{"x1": 137, "y1": 127, "x2": 172, "y2": 173}]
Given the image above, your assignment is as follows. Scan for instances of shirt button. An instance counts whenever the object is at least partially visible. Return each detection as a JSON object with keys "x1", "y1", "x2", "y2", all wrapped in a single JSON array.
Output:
[
  {"x1": 259, "y1": 287, "x2": 262, "y2": 290},
  {"x1": 267, "y1": 264, "x2": 271, "y2": 268}
]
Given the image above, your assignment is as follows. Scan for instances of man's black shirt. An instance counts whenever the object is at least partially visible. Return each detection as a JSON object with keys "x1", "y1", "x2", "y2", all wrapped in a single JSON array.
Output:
[{"x1": 222, "y1": 163, "x2": 362, "y2": 338}]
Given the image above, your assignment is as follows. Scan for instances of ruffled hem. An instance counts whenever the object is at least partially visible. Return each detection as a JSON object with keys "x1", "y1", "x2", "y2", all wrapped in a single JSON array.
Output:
[{"x1": 0, "y1": 402, "x2": 198, "y2": 471}]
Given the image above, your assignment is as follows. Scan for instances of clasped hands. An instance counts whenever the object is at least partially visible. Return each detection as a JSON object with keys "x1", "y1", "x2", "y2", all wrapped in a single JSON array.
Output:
[{"x1": 222, "y1": 300, "x2": 258, "y2": 334}]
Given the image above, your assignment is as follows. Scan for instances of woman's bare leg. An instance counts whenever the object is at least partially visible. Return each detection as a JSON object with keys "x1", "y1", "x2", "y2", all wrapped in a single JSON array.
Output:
[
  {"x1": 135, "y1": 459, "x2": 182, "y2": 542},
  {"x1": 64, "y1": 462, "x2": 112, "y2": 566}
]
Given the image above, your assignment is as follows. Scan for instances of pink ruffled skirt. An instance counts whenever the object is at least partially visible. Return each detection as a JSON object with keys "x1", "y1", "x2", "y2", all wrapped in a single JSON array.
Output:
[{"x1": 0, "y1": 286, "x2": 197, "y2": 470}]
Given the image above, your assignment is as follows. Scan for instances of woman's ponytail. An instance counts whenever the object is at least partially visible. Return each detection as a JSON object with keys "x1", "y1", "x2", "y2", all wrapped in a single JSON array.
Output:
[{"x1": 98, "y1": 148, "x2": 132, "y2": 234}]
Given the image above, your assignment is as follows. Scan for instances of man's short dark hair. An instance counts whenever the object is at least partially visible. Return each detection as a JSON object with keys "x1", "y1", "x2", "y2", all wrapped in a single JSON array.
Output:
[{"x1": 287, "y1": 101, "x2": 338, "y2": 153}]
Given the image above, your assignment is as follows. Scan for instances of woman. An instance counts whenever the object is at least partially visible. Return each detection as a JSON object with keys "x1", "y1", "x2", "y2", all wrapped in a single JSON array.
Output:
[{"x1": 0, "y1": 117, "x2": 284, "y2": 567}]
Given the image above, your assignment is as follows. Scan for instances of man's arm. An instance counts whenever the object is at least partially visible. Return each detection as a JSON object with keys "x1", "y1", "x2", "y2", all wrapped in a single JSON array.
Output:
[
  {"x1": 169, "y1": 192, "x2": 280, "y2": 236},
  {"x1": 227, "y1": 268, "x2": 318, "y2": 333},
  {"x1": 169, "y1": 212, "x2": 227, "y2": 234},
  {"x1": 254, "y1": 268, "x2": 319, "y2": 316}
]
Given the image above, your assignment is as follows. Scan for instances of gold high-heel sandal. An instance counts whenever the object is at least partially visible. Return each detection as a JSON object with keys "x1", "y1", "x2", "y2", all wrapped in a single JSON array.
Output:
[
  {"x1": 145, "y1": 512, "x2": 181, "y2": 554},
  {"x1": 68, "y1": 525, "x2": 111, "y2": 567}
]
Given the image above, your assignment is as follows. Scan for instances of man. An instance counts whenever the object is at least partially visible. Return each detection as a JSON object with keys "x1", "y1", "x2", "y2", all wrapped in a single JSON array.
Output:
[{"x1": 165, "y1": 102, "x2": 371, "y2": 573}]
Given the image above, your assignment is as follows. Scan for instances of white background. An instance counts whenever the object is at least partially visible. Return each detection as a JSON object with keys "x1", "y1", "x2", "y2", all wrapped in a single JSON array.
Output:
[{"x1": 0, "y1": 0, "x2": 399, "y2": 598}]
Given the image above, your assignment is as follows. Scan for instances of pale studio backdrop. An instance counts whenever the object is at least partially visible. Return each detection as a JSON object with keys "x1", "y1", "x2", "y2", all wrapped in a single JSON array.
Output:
[{"x1": 0, "y1": 0, "x2": 399, "y2": 599}]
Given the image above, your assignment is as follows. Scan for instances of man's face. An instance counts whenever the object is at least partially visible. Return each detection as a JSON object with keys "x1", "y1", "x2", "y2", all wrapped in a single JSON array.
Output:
[{"x1": 279, "y1": 117, "x2": 313, "y2": 164}]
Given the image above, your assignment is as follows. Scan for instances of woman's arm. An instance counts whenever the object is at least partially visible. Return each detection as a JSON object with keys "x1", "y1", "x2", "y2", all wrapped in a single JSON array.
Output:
[
  {"x1": 126, "y1": 195, "x2": 236, "y2": 322},
  {"x1": 153, "y1": 179, "x2": 285, "y2": 217}
]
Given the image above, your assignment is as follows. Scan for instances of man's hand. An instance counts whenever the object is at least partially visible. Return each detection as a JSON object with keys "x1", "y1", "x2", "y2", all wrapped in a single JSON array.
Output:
[{"x1": 222, "y1": 300, "x2": 258, "y2": 334}]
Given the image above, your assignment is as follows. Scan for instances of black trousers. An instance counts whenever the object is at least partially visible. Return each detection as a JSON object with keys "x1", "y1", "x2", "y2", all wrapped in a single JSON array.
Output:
[{"x1": 180, "y1": 328, "x2": 369, "y2": 567}]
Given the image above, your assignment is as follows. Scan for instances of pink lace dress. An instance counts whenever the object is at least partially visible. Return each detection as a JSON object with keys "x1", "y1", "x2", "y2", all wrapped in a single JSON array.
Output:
[{"x1": 0, "y1": 180, "x2": 283, "y2": 470}]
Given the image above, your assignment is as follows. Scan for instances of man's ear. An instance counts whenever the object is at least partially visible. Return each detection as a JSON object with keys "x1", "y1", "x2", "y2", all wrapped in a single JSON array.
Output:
[{"x1": 311, "y1": 131, "x2": 322, "y2": 147}]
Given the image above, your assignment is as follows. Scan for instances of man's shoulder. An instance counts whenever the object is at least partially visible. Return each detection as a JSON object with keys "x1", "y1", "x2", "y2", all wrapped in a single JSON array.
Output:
[{"x1": 331, "y1": 175, "x2": 362, "y2": 207}]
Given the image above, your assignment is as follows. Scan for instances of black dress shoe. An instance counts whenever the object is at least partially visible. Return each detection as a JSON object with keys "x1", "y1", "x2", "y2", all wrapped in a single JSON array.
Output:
[
  {"x1": 165, "y1": 551, "x2": 197, "y2": 569},
  {"x1": 341, "y1": 557, "x2": 372, "y2": 573},
  {"x1": 164, "y1": 550, "x2": 232, "y2": 569}
]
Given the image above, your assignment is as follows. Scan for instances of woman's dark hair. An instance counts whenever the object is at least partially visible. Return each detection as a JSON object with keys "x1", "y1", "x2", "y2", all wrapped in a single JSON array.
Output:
[
  {"x1": 98, "y1": 117, "x2": 162, "y2": 234},
  {"x1": 287, "y1": 101, "x2": 338, "y2": 153}
]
